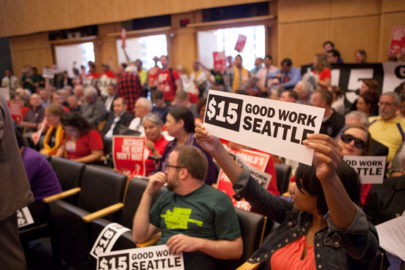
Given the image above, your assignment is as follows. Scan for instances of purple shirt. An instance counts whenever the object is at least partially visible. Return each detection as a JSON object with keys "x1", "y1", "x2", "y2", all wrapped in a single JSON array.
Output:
[{"x1": 21, "y1": 147, "x2": 62, "y2": 201}]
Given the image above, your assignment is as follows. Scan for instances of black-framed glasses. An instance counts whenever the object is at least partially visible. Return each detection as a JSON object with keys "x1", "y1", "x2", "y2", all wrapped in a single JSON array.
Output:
[
  {"x1": 166, "y1": 164, "x2": 185, "y2": 170},
  {"x1": 340, "y1": 134, "x2": 366, "y2": 149}
]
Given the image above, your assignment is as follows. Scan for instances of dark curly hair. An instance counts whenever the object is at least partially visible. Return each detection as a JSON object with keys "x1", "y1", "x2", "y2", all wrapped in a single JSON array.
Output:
[{"x1": 60, "y1": 112, "x2": 93, "y2": 136}]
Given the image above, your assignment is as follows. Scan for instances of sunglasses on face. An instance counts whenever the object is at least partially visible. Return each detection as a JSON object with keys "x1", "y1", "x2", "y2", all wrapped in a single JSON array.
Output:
[{"x1": 340, "y1": 134, "x2": 366, "y2": 150}]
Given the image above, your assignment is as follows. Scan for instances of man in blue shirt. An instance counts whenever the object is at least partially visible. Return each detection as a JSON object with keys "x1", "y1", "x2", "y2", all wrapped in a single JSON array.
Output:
[{"x1": 267, "y1": 58, "x2": 301, "y2": 90}]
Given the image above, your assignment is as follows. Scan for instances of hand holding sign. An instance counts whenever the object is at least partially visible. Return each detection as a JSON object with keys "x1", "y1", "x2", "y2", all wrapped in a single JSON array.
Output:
[
  {"x1": 303, "y1": 133, "x2": 343, "y2": 182},
  {"x1": 194, "y1": 122, "x2": 221, "y2": 154}
]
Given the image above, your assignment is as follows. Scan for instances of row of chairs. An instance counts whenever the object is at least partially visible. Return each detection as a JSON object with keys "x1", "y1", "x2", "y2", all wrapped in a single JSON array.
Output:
[{"x1": 20, "y1": 155, "x2": 272, "y2": 269}]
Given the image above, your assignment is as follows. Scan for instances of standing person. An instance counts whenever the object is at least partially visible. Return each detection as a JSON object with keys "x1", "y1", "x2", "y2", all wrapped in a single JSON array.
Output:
[
  {"x1": 189, "y1": 61, "x2": 208, "y2": 98},
  {"x1": 0, "y1": 96, "x2": 34, "y2": 270},
  {"x1": 256, "y1": 55, "x2": 278, "y2": 97},
  {"x1": 157, "y1": 55, "x2": 182, "y2": 104},
  {"x1": 98, "y1": 64, "x2": 117, "y2": 97},
  {"x1": 250, "y1": 57, "x2": 263, "y2": 74},
  {"x1": 147, "y1": 56, "x2": 160, "y2": 91},
  {"x1": 135, "y1": 59, "x2": 148, "y2": 96},
  {"x1": 117, "y1": 65, "x2": 144, "y2": 113},
  {"x1": 312, "y1": 53, "x2": 331, "y2": 90},
  {"x1": 2, "y1": 68, "x2": 19, "y2": 92},
  {"x1": 225, "y1": 54, "x2": 250, "y2": 92},
  {"x1": 133, "y1": 145, "x2": 242, "y2": 270}
]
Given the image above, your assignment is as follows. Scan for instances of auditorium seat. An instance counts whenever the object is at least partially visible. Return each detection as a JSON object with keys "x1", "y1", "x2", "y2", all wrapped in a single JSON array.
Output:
[
  {"x1": 274, "y1": 163, "x2": 292, "y2": 194},
  {"x1": 88, "y1": 177, "x2": 167, "y2": 267},
  {"x1": 219, "y1": 208, "x2": 267, "y2": 269},
  {"x1": 48, "y1": 157, "x2": 85, "y2": 205},
  {"x1": 49, "y1": 165, "x2": 127, "y2": 269}
]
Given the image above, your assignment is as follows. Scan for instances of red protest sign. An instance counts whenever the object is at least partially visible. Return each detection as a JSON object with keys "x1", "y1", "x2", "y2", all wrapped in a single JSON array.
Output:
[
  {"x1": 213, "y1": 51, "x2": 227, "y2": 72},
  {"x1": 113, "y1": 136, "x2": 146, "y2": 177},
  {"x1": 217, "y1": 147, "x2": 271, "y2": 211},
  {"x1": 389, "y1": 26, "x2": 405, "y2": 57},
  {"x1": 234, "y1": 34, "x2": 247, "y2": 53},
  {"x1": 121, "y1": 28, "x2": 126, "y2": 49}
]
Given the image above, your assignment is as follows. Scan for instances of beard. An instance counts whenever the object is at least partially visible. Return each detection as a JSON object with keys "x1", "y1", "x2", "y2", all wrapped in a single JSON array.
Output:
[{"x1": 166, "y1": 173, "x2": 179, "y2": 191}]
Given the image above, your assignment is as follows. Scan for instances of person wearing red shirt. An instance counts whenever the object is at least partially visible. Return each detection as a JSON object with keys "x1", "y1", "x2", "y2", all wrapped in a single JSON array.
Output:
[
  {"x1": 56, "y1": 113, "x2": 103, "y2": 164},
  {"x1": 312, "y1": 53, "x2": 331, "y2": 90},
  {"x1": 143, "y1": 113, "x2": 168, "y2": 176},
  {"x1": 157, "y1": 55, "x2": 182, "y2": 103},
  {"x1": 148, "y1": 56, "x2": 160, "y2": 91}
]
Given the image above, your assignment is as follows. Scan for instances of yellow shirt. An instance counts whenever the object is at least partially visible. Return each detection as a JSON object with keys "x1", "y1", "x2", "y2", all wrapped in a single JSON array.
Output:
[{"x1": 368, "y1": 115, "x2": 405, "y2": 162}]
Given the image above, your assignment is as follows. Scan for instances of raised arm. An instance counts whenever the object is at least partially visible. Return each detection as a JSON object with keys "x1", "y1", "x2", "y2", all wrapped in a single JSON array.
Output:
[
  {"x1": 132, "y1": 172, "x2": 165, "y2": 242},
  {"x1": 303, "y1": 133, "x2": 356, "y2": 230},
  {"x1": 194, "y1": 123, "x2": 242, "y2": 183}
]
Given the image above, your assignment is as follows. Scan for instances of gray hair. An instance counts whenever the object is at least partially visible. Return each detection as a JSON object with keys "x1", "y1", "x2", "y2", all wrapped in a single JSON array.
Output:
[
  {"x1": 345, "y1": 111, "x2": 369, "y2": 127},
  {"x1": 381, "y1": 92, "x2": 400, "y2": 105},
  {"x1": 136, "y1": 97, "x2": 152, "y2": 112},
  {"x1": 83, "y1": 86, "x2": 98, "y2": 99},
  {"x1": 143, "y1": 113, "x2": 163, "y2": 126}
]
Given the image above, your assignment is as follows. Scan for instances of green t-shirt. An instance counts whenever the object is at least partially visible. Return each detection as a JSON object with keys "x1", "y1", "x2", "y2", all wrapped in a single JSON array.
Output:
[{"x1": 150, "y1": 184, "x2": 241, "y2": 245}]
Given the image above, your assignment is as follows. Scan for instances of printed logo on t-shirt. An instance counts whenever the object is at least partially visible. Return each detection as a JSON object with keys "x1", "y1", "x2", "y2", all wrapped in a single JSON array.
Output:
[{"x1": 161, "y1": 207, "x2": 203, "y2": 229}]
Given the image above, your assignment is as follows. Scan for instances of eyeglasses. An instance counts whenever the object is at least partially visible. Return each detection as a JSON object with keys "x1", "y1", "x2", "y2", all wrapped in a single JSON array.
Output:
[
  {"x1": 378, "y1": 102, "x2": 395, "y2": 107},
  {"x1": 166, "y1": 164, "x2": 185, "y2": 170},
  {"x1": 340, "y1": 134, "x2": 366, "y2": 149}
]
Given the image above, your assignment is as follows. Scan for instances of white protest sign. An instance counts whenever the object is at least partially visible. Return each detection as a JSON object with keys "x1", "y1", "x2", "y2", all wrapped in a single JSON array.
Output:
[
  {"x1": 0, "y1": 88, "x2": 10, "y2": 101},
  {"x1": 42, "y1": 67, "x2": 54, "y2": 79},
  {"x1": 17, "y1": 207, "x2": 34, "y2": 228},
  {"x1": 382, "y1": 62, "x2": 405, "y2": 94},
  {"x1": 343, "y1": 156, "x2": 386, "y2": 184},
  {"x1": 90, "y1": 223, "x2": 131, "y2": 259},
  {"x1": 204, "y1": 90, "x2": 325, "y2": 165},
  {"x1": 97, "y1": 245, "x2": 184, "y2": 270},
  {"x1": 376, "y1": 215, "x2": 405, "y2": 261}
]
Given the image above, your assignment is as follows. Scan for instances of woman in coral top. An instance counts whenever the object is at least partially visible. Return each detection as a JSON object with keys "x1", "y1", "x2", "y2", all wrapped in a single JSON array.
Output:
[
  {"x1": 195, "y1": 124, "x2": 378, "y2": 269},
  {"x1": 312, "y1": 53, "x2": 331, "y2": 90},
  {"x1": 143, "y1": 113, "x2": 168, "y2": 176},
  {"x1": 56, "y1": 113, "x2": 103, "y2": 163},
  {"x1": 40, "y1": 103, "x2": 65, "y2": 156}
]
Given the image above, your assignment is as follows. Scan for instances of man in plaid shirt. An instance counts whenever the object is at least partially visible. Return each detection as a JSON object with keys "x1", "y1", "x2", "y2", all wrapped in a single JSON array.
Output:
[{"x1": 117, "y1": 65, "x2": 144, "y2": 113}]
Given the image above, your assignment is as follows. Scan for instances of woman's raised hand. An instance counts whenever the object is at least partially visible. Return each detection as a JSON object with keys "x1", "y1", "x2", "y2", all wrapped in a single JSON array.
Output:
[
  {"x1": 194, "y1": 122, "x2": 220, "y2": 154},
  {"x1": 303, "y1": 133, "x2": 343, "y2": 182}
]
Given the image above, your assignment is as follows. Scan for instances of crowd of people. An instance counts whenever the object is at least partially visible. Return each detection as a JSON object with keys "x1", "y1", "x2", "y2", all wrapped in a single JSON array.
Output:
[{"x1": 2, "y1": 40, "x2": 405, "y2": 269}]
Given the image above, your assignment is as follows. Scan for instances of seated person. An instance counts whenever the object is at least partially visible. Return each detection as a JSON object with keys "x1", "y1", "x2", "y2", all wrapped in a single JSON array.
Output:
[
  {"x1": 101, "y1": 97, "x2": 134, "y2": 139},
  {"x1": 16, "y1": 128, "x2": 62, "y2": 226},
  {"x1": 133, "y1": 145, "x2": 242, "y2": 270},
  {"x1": 128, "y1": 97, "x2": 152, "y2": 136},
  {"x1": 156, "y1": 106, "x2": 218, "y2": 186},
  {"x1": 151, "y1": 90, "x2": 168, "y2": 123},
  {"x1": 337, "y1": 125, "x2": 372, "y2": 205},
  {"x1": 56, "y1": 113, "x2": 103, "y2": 163},
  {"x1": 143, "y1": 113, "x2": 168, "y2": 176},
  {"x1": 81, "y1": 86, "x2": 106, "y2": 126},
  {"x1": 195, "y1": 124, "x2": 379, "y2": 269},
  {"x1": 40, "y1": 104, "x2": 65, "y2": 156},
  {"x1": 171, "y1": 90, "x2": 199, "y2": 118},
  {"x1": 19, "y1": 93, "x2": 44, "y2": 133}
]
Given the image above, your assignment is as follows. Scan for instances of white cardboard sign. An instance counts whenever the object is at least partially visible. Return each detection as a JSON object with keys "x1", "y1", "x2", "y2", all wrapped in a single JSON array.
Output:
[
  {"x1": 343, "y1": 156, "x2": 386, "y2": 184},
  {"x1": 90, "y1": 223, "x2": 131, "y2": 259},
  {"x1": 17, "y1": 207, "x2": 34, "y2": 228},
  {"x1": 376, "y1": 215, "x2": 405, "y2": 261},
  {"x1": 97, "y1": 245, "x2": 184, "y2": 270},
  {"x1": 204, "y1": 90, "x2": 325, "y2": 165}
]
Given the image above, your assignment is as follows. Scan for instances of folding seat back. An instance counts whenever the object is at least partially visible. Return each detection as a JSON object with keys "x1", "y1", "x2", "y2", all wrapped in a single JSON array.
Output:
[
  {"x1": 120, "y1": 176, "x2": 167, "y2": 228},
  {"x1": 78, "y1": 165, "x2": 127, "y2": 215},
  {"x1": 219, "y1": 208, "x2": 267, "y2": 269},
  {"x1": 274, "y1": 163, "x2": 292, "y2": 195},
  {"x1": 50, "y1": 157, "x2": 85, "y2": 191}
]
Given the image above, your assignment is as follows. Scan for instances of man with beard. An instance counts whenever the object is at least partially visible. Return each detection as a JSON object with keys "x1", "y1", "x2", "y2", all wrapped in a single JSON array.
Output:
[{"x1": 133, "y1": 145, "x2": 242, "y2": 270}]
